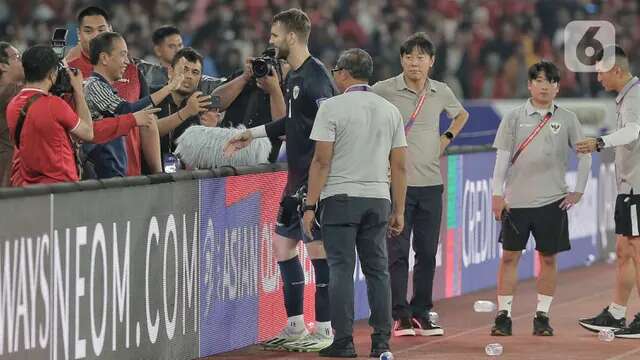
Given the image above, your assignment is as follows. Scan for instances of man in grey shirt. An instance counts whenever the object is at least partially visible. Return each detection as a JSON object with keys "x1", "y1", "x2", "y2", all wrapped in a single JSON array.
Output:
[
  {"x1": 372, "y1": 32, "x2": 469, "y2": 337},
  {"x1": 302, "y1": 48, "x2": 407, "y2": 358},
  {"x1": 578, "y1": 46, "x2": 640, "y2": 339},
  {"x1": 491, "y1": 61, "x2": 591, "y2": 337}
]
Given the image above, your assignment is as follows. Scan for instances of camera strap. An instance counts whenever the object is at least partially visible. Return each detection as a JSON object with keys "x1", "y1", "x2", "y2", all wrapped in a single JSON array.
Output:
[{"x1": 14, "y1": 93, "x2": 45, "y2": 148}]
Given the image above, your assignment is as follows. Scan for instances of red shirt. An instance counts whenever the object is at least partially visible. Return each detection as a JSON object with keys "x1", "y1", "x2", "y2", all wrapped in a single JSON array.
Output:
[
  {"x1": 7, "y1": 89, "x2": 80, "y2": 185},
  {"x1": 68, "y1": 51, "x2": 143, "y2": 176}
]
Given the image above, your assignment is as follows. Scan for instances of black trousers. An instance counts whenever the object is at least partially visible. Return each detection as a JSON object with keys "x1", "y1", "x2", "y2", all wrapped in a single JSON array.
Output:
[
  {"x1": 321, "y1": 195, "x2": 392, "y2": 343},
  {"x1": 388, "y1": 185, "x2": 443, "y2": 320}
]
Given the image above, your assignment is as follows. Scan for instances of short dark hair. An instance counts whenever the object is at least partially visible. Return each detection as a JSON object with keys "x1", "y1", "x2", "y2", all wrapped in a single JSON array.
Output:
[
  {"x1": 89, "y1": 32, "x2": 123, "y2": 65},
  {"x1": 595, "y1": 45, "x2": 627, "y2": 62},
  {"x1": 152, "y1": 25, "x2": 181, "y2": 46},
  {"x1": 171, "y1": 47, "x2": 203, "y2": 68},
  {"x1": 400, "y1": 32, "x2": 436, "y2": 57},
  {"x1": 0, "y1": 42, "x2": 12, "y2": 65},
  {"x1": 527, "y1": 61, "x2": 560, "y2": 83},
  {"x1": 273, "y1": 9, "x2": 311, "y2": 43},
  {"x1": 77, "y1": 6, "x2": 110, "y2": 26},
  {"x1": 22, "y1": 45, "x2": 59, "y2": 83},
  {"x1": 336, "y1": 48, "x2": 373, "y2": 81}
]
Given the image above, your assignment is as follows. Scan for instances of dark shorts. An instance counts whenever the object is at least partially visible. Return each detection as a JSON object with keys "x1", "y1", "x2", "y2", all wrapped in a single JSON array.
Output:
[
  {"x1": 615, "y1": 193, "x2": 640, "y2": 237},
  {"x1": 499, "y1": 199, "x2": 570, "y2": 254},
  {"x1": 274, "y1": 194, "x2": 321, "y2": 243}
]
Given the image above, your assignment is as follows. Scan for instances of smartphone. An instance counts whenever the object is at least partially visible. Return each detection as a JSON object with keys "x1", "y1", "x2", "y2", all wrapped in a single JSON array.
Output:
[
  {"x1": 209, "y1": 95, "x2": 221, "y2": 110},
  {"x1": 51, "y1": 28, "x2": 68, "y2": 59}
]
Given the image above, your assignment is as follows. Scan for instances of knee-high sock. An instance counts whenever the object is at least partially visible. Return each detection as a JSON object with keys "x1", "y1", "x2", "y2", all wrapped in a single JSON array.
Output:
[
  {"x1": 312, "y1": 258, "x2": 331, "y2": 322},
  {"x1": 279, "y1": 256, "x2": 305, "y2": 317}
]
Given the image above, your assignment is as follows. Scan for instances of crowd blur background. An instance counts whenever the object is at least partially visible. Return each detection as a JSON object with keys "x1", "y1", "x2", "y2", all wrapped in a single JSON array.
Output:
[{"x1": 1, "y1": 0, "x2": 637, "y2": 100}]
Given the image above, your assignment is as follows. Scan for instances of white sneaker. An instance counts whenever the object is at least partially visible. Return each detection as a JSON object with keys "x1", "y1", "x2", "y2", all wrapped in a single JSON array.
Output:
[
  {"x1": 260, "y1": 326, "x2": 309, "y2": 350},
  {"x1": 283, "y1": 331, "x2": 333, "y2": 352}
]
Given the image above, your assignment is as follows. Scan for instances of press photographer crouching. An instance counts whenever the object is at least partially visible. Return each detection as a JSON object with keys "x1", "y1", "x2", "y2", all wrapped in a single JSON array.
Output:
[{"x1": 7, "y1": 45, "x2": 93, "y2": 186}]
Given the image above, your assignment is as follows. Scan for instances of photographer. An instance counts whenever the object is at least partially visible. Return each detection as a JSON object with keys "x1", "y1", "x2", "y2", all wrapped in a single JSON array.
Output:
[
  {"x1": 6, "y1": 45, "x2": 93, "y2": 186},
  {"x1": 0, "y1": 42, "x2": 24, "y2": 186},
  {"x1": 154, "y1": 47, "x2": 216, "y2": 169},
  {"x1": 83, "y1": 31, "x2": 179, "y2": 178}
]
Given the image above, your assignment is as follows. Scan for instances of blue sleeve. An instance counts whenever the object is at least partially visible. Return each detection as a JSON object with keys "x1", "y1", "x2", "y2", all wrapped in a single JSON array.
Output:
[{"x1": 114, "y1": 96, "x2": 152, "y2": 114}]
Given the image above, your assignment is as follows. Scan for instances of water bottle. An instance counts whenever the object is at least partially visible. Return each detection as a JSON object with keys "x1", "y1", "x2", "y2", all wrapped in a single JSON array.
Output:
[
  {"x1": 485, "y1": 343, "x2": 503, "y2": 356},
  {"x1": 584, "y1": 254, "x2": 596, "y2": 267},
  {"x1": 598, "y1": 329, "x2": 615, "y2": 342},
  {"x1": 474, "y1": 300, "x2": 497, "y2": 312},
  {"x1": 429, "y1": 311, "x2": 439, "y2": 323},
  {"x1": 379, "y1": 351, "x2": 394, "y2": 360}
]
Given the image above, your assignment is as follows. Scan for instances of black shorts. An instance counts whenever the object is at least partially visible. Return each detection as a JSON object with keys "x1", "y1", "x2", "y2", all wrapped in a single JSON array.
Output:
[
  {"x1": 615, "y1": 194, "x2": 640, "y2": 236},
  {"x1": 499, "y1": 199, "x2": 570, "y2": 254},
  {"x1": 274, "y1": 194, "x2": 321, "y2": 243}
]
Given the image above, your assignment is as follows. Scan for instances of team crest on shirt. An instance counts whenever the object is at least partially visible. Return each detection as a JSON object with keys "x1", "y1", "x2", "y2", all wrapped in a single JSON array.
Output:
[
  {"x1": 550, "y1": 122, "x2": 561, "y2": 134},
  {"x1": 293, "y1": 85, "x2": 300, "y2": 99}
]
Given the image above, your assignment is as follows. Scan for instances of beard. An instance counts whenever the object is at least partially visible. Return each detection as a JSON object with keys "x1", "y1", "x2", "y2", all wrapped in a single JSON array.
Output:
[{"x1": 275, "y1": 44, "x2": 289, "y2": 60}]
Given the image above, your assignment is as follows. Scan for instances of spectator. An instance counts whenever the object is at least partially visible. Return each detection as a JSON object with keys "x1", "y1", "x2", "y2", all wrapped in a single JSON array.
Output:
[
  {"x1": 83, "y1": 31, "x2": 180, "y2": 178},
  {"x1": 6, "y1": 45, "x2": 93, "y2": 185},
  {"x1": 0, "y1": 42, "x2": 24, "y2": 187},
  {"x1": 154, "y1": 47, "x2": 217, "y2": 169}
]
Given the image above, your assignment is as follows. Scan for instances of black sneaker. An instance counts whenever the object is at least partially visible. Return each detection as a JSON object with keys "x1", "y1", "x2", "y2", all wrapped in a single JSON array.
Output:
[
  {"x1": 318, "y1": 337, "x2": 357, "y2": 358},
  {"x1": 615, "y1": 313, "x2": 640, "y2": 339},
  {"x1": 393, "y1": 318, "x2": 415, "y2": 336},
  {"x1": 369, "y1": 341, "x2": 390, "y2": 358},
  {"x1": 412, "y1": 316, "x2": 444, "y2": 336},
  {"x1": 578, "y1": 307, "x2": 626, "y2": 332},
  {"x1": 491, "y1": 310, "x2": 512, "y2": 336},
  {"x1": 533, "y1": 311, "x2": 554, "y2": 336}
]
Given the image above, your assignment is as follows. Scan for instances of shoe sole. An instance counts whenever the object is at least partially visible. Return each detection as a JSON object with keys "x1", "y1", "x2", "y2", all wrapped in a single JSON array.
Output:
[
  {"x1": 393, "y1": 329, "x2": 416, "y2": 336},
  {"x1": 578, "y1": 321, "x2": 622, "y2": 333},
  {"x1": 533, "y1": 330, "x2": 554, "y2": 336},
  {"x1": 491, "y1": 329, "x2": 512, "y2": 336},
  {"x1": 283, "y1": 342, "x2": 332, "y2": 352},
  {"x1": 414, "y1": 329, "x2": 444, "y2": 336},
  {"x1": 615, "y1": 333, "x2": 640, "y2": 339}
]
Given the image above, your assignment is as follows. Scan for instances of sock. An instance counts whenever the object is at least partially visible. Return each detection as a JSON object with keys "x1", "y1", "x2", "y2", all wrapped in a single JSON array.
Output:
[
  {"x1": 287, "y1": 314, "x2": 305, "y2": 332},
  {"x1": 279, "y1": 256, "x2": 305, "y2": 318},
  {"x1": 609, "y1": 302, "x2": 627, "y2": 320},
  {"x1": 498, "y1": 295, "x2": 513, "y2": 317},
  {"x1": 315, "y1": 321, "x2": 333, "y2": 337},
  {"x1": 312, "y1": 259, "x2": 331, "y2": 322},
  {"x1": 536, "y1": 294, "x2": 553, "y2": 315}
]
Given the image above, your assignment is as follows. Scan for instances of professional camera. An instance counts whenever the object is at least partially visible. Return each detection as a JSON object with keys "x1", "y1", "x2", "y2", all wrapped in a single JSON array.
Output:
[
  {"x1": 50, "y1": 28, "x2": 78, "y2": 96},
  {"x1": 251, "y1": 47, "x2": 280, "y2": 78}
]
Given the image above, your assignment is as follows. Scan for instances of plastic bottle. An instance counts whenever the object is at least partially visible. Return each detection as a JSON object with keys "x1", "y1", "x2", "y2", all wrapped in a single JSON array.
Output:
[
  {"x1": 429, "y1": 311, "x2": 439, "y2": 323},
  {"x1": 485, "y1": 343, "x2": 503, "y2": 356},
  {"x1": 585, "y1": 254, "x2": 596, "y2": 266},
  {"x1": 474, "y1": 300, "x2": 497, "y2": 312},
  {"x1": 379, "y1": 351, "x2": 394, "y2": 360},
  {"x1": 598, "y1": 329, "x2": 615, "y2": 342}
]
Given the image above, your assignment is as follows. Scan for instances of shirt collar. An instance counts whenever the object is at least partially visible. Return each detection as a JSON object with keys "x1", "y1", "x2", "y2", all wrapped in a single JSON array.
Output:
[
  {"x1": 525, "y1": 98, "x2": 554, "y2": 116},
  {"x1": 90, "y1": 71, "x2": 112, "y2": 85},
  {"x1": 394, "y1": 73, "x2": 437, "y2": 94},
  {"x1": 616, "y1": 76, "x2": 640, "y2": 104},
  {"x1": 344, "y1": 83, "x2": 371, "y2": 92},
  {"x1": 20, "y1": 87, "x2": 47, "y2": 95}
]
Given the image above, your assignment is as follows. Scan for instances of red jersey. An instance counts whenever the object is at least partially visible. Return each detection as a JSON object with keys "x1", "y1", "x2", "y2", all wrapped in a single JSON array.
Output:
[
  {"x1": 7, "y1": 88, "x2": 80, "y2": 185},
  {"x1": 68, "y1": 50, "x2": 143, "y2": 176}
]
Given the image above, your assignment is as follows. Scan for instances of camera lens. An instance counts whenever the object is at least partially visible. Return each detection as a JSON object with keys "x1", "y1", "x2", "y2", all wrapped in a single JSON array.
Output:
[{"x1": 252, "y1": 58, "x2": 270, "y2": 78}]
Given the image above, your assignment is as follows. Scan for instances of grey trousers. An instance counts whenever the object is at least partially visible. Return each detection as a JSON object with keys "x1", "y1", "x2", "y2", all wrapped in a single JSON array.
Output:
[{"x1": 320, "y1": 194, "x2": 392, "y2": 343}]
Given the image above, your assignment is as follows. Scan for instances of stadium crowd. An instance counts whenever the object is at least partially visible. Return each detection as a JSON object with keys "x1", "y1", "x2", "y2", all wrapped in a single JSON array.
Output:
[{"x1": 1, "y1": 0, "x2": 638, "y2": 100}]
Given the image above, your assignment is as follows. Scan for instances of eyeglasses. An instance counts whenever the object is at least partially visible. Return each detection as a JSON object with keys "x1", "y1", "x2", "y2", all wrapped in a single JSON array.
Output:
[{"x1": 331, "y1": 67, "x2": 342, "y2": 75}]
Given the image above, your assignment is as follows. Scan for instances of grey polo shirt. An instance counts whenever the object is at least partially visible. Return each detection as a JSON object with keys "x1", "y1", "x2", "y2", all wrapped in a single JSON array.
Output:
[
  {"x1": 372, "y1": 74, "x2": 464, "y2": 186},
  {"x1": 612, "y1": 76, "x2": 640, "y2": 194},
  {"x1": 493, "y1": 99, "x2": 589, "y2": 208},
  {"x1": 310, "y1": 85, "x2": 407, "y2": 201}
]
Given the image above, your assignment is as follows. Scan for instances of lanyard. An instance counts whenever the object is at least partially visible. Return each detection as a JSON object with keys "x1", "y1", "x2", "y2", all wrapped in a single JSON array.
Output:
[
  {"x1": 404, "y1": 93, "x2": 427, "y2": 133},
  {"x1": 344, "y1": 85, "x2": 371, "y2": 93},
  {"x1": 510, "y1": 110, "x2": 554, "y2": 165}
]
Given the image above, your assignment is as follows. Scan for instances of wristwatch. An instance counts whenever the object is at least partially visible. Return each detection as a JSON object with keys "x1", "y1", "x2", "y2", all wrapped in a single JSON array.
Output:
[
  {"x1": 596, "y1": 137, "x2": 605, "y2": 152},
  {"x1": 443, "y1": 131, "x2": 454, "y2": 140},
  {"x1": 303, "y1": 203, "x2": 317, "y2": 212}
]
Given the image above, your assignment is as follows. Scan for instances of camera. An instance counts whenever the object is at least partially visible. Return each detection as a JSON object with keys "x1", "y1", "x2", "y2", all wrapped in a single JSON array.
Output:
[
  {"x1": 251, "y1": 47, "x2": 280, "y2": 78},
  {"x1": 50, "y1": 28, "x2": 78, "y2": 96}
]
